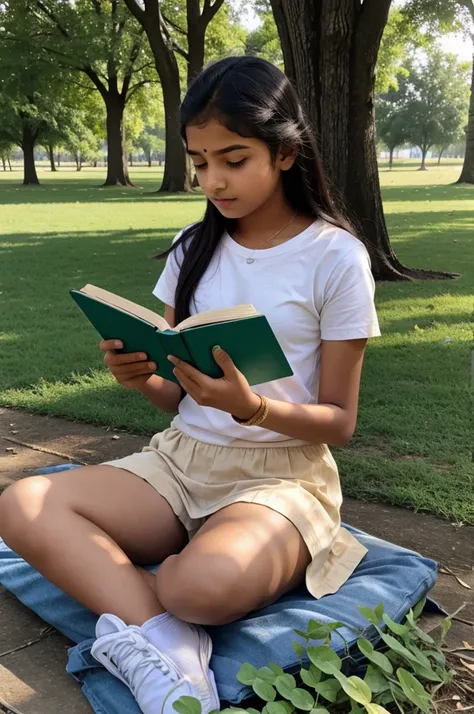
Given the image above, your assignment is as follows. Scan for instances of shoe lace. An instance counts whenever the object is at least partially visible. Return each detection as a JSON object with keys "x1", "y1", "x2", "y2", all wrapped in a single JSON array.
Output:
[{"x1": 106, "y1": 630, "x2": 178, "y2": 692}]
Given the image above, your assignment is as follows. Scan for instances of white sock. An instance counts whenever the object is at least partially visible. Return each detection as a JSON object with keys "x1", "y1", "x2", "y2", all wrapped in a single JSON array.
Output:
[{"x1": 141, "y1": 613, "x2": 208, "y2": 683}]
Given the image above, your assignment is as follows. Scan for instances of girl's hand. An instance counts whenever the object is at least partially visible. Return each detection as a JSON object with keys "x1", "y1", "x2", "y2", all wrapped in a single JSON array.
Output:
[
  {"x1": 168, "y1": 347, "x2": 261, "y2": 420},
  {"x1": 100, "y1": 339, "x2": 157, "y2": 390}
]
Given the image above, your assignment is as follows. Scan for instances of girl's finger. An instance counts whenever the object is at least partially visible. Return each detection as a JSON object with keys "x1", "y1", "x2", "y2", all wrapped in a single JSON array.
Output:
[
  {"x1": 113, "y1": 362, "x2": 156, "y2": 376},
  {"x1": 173, "y1": 369, "x2": 197, "y2": 396},
  {"x1": 168, "y1": 356, "x2": 204, "y2": 382}
]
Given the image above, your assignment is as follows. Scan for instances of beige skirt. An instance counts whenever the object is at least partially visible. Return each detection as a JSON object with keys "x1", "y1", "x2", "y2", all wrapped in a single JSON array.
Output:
[{"x1": 102, "y1": 425, "x2": 367, "y2": 599}]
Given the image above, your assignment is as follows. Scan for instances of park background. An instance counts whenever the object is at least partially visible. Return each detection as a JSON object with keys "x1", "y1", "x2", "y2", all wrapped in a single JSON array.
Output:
[{"x1": 0, "y1": 0, "x2": 472, "y2": 527}]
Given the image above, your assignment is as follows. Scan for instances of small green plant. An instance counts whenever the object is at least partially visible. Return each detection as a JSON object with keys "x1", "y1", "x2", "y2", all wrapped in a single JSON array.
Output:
[{"x1": 173, "y1": 599, "x2": 454, "y2": 714}]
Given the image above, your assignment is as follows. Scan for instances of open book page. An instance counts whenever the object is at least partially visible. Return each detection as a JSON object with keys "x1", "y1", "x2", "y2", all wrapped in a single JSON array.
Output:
[
  {"x1": 175, "y1": 304, "x2": 259, "y2": 331},
  {"x1": 80, "y1": 284, "x2": 170, "y2": 331}
]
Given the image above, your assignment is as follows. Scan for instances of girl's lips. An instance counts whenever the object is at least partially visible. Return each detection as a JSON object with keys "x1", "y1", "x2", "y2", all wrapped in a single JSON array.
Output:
[{"x1": 214, "y1": 198, "x2": 236, "y2": 205}]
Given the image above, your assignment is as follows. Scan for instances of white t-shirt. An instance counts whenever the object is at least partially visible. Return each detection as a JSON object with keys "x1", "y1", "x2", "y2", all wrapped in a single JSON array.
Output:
[{"x1": 153, "y1": 220, "x2": 381, "y2": 446}]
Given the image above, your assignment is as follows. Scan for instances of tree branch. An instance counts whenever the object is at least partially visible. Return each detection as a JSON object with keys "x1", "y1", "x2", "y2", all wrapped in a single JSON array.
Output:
[
  {"x1": 35, "y1": 0, "x2": 69, "y2": 38},
  {"x1": 202, "y1": 0, "x2": 225, "y2": 23},
  {"x1": 90, "y1": 0, "x2": 102, "y2": 16},
  {"x1": 122, "y1": 29, "x2": 145, "y2": 97},
  {"x1": 172, "y1": 41, "x2": 190, "y2": 61},
  {"x1": 127, "y1": 79, "x2": 158, "y2": 99},
  {"x1": 83, "y1": 65, "x2": 108, "y2": 99},
  {"x1": 162, "y1": 12, "x2": 187, "y2": 36},
  {"x1": 122, "y1": 0, "x2": 146, "y2": 25}
]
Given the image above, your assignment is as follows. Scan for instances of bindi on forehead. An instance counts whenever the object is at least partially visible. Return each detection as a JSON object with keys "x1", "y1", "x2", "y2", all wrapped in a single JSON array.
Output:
[{"x1": 203, "y1": 149, "x2": 207, "y2": 153}]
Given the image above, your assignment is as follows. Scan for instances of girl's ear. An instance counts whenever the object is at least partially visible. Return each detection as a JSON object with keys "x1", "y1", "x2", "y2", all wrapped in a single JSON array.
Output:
[{"x1": 277, "y1": 145, "x2": 297, "y2": 171}]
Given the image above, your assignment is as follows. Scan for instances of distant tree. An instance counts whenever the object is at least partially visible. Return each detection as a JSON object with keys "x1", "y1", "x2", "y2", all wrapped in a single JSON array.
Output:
[
  {"x1": 0, "y1": 139, "x2": 14, "y2": 171},
  {"x1": 246, "y1": 10, "x2": 283, "y2": 68},
  {"x1": 399, "y1": 50, "x2": 469, "y2": 170},
  {"x1": 3, "y1": 0, "x2": 157, "y2": 187},
  {"x1": 376, "y1": 104, "x2": 409, "y2": 168}
]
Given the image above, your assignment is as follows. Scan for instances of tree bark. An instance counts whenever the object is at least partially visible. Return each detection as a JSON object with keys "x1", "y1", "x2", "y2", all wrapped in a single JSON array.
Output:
[
  {"x1": 123, "y1": 0, "x2": 189, "y2": 192},
  {"x1": 187, "y1": 0, "x2": 225, "y2": 86},
  {"x1": 8, "y1": 157, "x2": 12, "y2": 170},
  {"x1": 437, "y1": 148, "x2": 444, "y2": 165},
  {"x1": 419, "y1": 146, "x2": 428, "y2": 170},
  {"x1": 57, "y1": 152, "x2": 61, "y2": 167},
  {"x1": 2, "y1": 157, "x2": 5, "y2": 171},
  {"x1": 457, "y1": 52, "x2": 474, "y2": 183},
  {"x1": 103, "y1": 94, "x2": 134, "y2": 186},
  {"x1": 48, "y1": 144, "x2": 57, "y2": 172},
  {"x1": 270, "y1": 0, "x2": 459, "y2": 280},
  {"x1": 389, "y1": 146, "x2": 394, "y2": 169},
  {"x1": 21, "y1": 123, "x2": 40, "y2": 185}
]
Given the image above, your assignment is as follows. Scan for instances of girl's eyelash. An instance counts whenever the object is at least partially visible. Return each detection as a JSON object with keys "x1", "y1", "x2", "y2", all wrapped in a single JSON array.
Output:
[
  {"x1": 194, "y1": 158, "x2": 247, "y2": 170},
  {"x1": 227, "y1": 159, "x2": 246, "y2": 169}
]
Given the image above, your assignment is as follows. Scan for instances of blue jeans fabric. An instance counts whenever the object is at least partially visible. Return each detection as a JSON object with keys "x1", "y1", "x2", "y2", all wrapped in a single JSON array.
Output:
[
  {"x1": 0, "y1": 463, "x2": 440, "y2": 711},
  {"x1": 0, "y1": 525, "x2": 439, "y2": 711}
]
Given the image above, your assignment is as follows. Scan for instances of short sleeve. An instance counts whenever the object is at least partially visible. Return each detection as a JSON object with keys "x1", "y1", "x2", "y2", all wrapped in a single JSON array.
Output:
[
  {"x1": 152, "y1": 229, "x2": 187, "y2": 308},
  {"x1": 320, "y1": 244, "x2": 381, "y2": 340}
]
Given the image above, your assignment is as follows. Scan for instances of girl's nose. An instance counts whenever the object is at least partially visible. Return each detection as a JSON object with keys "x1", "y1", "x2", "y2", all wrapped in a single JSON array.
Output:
[{"x1": 206, "y1": 168, "x2": 227, "y2": 193}]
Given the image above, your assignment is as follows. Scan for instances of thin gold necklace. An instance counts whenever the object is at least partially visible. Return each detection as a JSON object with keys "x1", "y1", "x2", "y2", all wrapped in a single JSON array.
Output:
[{"x1": 235, "y1": 211, "x2": 297, "y2": 264}]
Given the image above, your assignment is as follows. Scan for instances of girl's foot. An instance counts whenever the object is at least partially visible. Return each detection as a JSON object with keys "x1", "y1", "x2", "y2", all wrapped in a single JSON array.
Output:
[{"x1": 91, "y1": 613, "x2": 219, "y2": 714}]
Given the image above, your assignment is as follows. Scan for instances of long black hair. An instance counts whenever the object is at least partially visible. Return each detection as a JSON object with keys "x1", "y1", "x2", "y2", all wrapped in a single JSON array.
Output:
[{"x1": 156, "y1": 56, "x2": 353, "y2": 325}]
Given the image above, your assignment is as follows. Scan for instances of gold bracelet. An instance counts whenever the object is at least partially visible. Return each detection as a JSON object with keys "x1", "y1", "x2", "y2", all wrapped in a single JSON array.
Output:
[{"x1": 233, "y1": 395, "x2": 269, "y2": 427}]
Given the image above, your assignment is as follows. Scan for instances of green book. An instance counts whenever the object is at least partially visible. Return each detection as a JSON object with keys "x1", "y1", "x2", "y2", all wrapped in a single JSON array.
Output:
[{"x1": 70, "y1": 284, "x2": 293, "y2": 386}]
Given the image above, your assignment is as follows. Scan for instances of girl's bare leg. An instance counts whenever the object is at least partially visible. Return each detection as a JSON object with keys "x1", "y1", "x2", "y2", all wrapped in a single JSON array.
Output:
[{"x1": 0, "y1": 466, "x2": 188, "y2": 626}]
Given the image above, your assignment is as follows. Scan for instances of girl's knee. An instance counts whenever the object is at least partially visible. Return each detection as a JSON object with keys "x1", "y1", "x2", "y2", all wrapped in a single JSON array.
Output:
[
  {"x1": 155, "y1": 553, "x2": 257, "y2": 625},
  {"x1": 0, "y1": 476, "x2": 58, "y2": 545}
]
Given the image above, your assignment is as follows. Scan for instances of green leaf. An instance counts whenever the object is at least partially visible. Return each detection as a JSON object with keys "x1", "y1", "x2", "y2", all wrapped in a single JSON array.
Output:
[
  {"x1": 364, "y1": 665, "x2": 390, "y2": 695},
  {"x1": 307, "y1": 646, "x2": 342, "y2": 674},
  {"x1": 396, "y1": 668, "x2": 431, "y2": 713},
  {"x1": 275, "y1": 674, "x2": 297, "y2": 699},
  {"x1": 378, "y1": 632, "x2": 419, "y2": 664},
  {"x1": 365, "y1": 704, "x2": 391, "y2": 714},
  {"x1": 404, "y1": 642, "x2": 432, "y2": 669},
  {"x1": 357, "y1": 639, "x2": 393, "y2": 675},
  {"x1": 268, "y1": 663, "x2": 285, "y2": 677},
  {"x1": 349, "y1": 706, "x2": 365, "y2": 714},
  {"x1": 307, "y1": 626, "x2": 331, "y2": 640},
  {"x1": 236, "y1": 663, "x2": 258, "y2": 685},
  {"x1": 425, "y1": 649, "x2": 446, "y2": 666},
  {"x1": 409, "y1": 624, "x2": 436, "y2": 646},
  {"x1": 253, "y1": 678, "x2": 277, "y2": 702},
  {"x1": 294, "y1": 629, "x2": 310, "y2": 639},
  {"x1": 246, "y1": 709, "x2": 261, "y2": 714},
  {"x1": 310, "y1": 709, "x2": 330, "y2": 714},
  {"x1": 413, "y1": 597, "x2": 426, "y2": 620},
  {"x1": 313, "y1": 679, "x2": 342, "y2": 704},
  {"x1": 441, "y1": 617, "x2": 452, "y2": 641},
  {"x1": 300, "y1": 665, "x2": 321, "y2": 688},
  {"x1": 257, "y1": 667, "x2": 277, "y2": 684},
  {"x1": 358, "y1": 606, "x2": 380, "y2": 625},
  {"x1": 374, "y1": 603, "x2": 385, "y2": 620},
  {"x1": 292, "y1": 641, "x2": 305, "y2": 659},
  {"x1": 409, "y1": 659, "x2": 443, "y2": 682},
  {"x1": 382, "y1": 613, "x2": 410, "y2": 636},
  {"x1": 332, "y1": 673, "x2": 372, "y2": 706},
  {"x1": 266, "y1": 702, "x2": 294, "y2": 714},
  {"x1": 290, "y1": 688, "x2": 315, "y2": 711},
  {"x1": 173, "y1": 696, "x2": 202, "y2": 714}
]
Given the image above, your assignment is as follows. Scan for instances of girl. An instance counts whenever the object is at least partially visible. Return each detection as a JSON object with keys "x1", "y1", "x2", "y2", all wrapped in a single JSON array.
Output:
[{"x1": 0, "y1": 57, "x2": 380, "y2": 714}]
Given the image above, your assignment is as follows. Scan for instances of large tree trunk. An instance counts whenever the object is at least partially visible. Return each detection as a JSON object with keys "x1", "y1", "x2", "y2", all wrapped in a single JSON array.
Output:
[
  {"x1": 21, "y1": 123, "x2": 40, "y2": 185},
  {"x1": 457, "y1": 52, "x2": 474, "y2": 184},
  {"x1": 270, "y1": 0, "x2": 458, "y2": 280},
  {"x1": 2, "y1": 157, "x2": 5, "y2": 171},
  {"x1": 103, "y1": 94, "x2": 134, "y2": 187},
  {"x1": 389, "y1": 147, "x2": 394, "y2": 169},
  {"x1": 186, "y1": 0, "x2": 226, "y2": 86},
  {"x1": 48, "y1": 144, "x2": 56, "y2": 172},
  {"x1": 437, "y1": 148, "x2": 444, "y2": 166},
  {"x1": 124, "y1": 0, "x2": 189, "y2": 192},
  {"x1": 8, "y1": 157, "x2": 12, "y2": 170}
]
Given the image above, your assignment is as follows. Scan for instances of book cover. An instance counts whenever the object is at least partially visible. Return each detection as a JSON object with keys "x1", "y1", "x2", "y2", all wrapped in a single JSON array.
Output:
[{"x1": 70, "y1": 289, "x2": 293, "y2": 387}]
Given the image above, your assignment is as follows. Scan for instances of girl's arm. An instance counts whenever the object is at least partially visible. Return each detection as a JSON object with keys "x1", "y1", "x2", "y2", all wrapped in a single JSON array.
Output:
[
  {"x1": 255, "y1": 338, "x2": 368, "y2": 446},
  {"x1": 137, "y1": 305, "x2": 183, "y2": 413},
  {"x1": 169, "y1": 338, "x2": 368, "y2": 447}
]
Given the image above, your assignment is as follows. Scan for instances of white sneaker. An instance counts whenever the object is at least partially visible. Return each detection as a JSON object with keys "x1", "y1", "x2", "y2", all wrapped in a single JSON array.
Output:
[{"x1": 91, "y1": 614, "x2": 220, "y2": 714}]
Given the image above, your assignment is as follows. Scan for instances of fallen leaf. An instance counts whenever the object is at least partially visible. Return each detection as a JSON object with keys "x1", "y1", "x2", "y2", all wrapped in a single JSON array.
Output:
[
  {"x1": 457, "y1": 703, "x2": 463, "y2": 710},
  {"x1": 112, "y1": 435, "x2": 120, "y2": 440},
  {"x1": 5, "y1": 447, "x2": 17, "y2": 453},
  {"x1": 461, "y1": 659, "x2": 474, "y2": 672},
  {"x1": 463, "y1": 642, "x2": 474, "y2": 650},
  {"x1": 10, "y1": 430, "x2": 19, "y2": 434}
]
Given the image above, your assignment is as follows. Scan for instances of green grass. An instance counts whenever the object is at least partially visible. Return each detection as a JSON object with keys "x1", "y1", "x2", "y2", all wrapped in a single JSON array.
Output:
[{"x1": 0, "y1": 161, "x2": 472, "y2": 523}]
